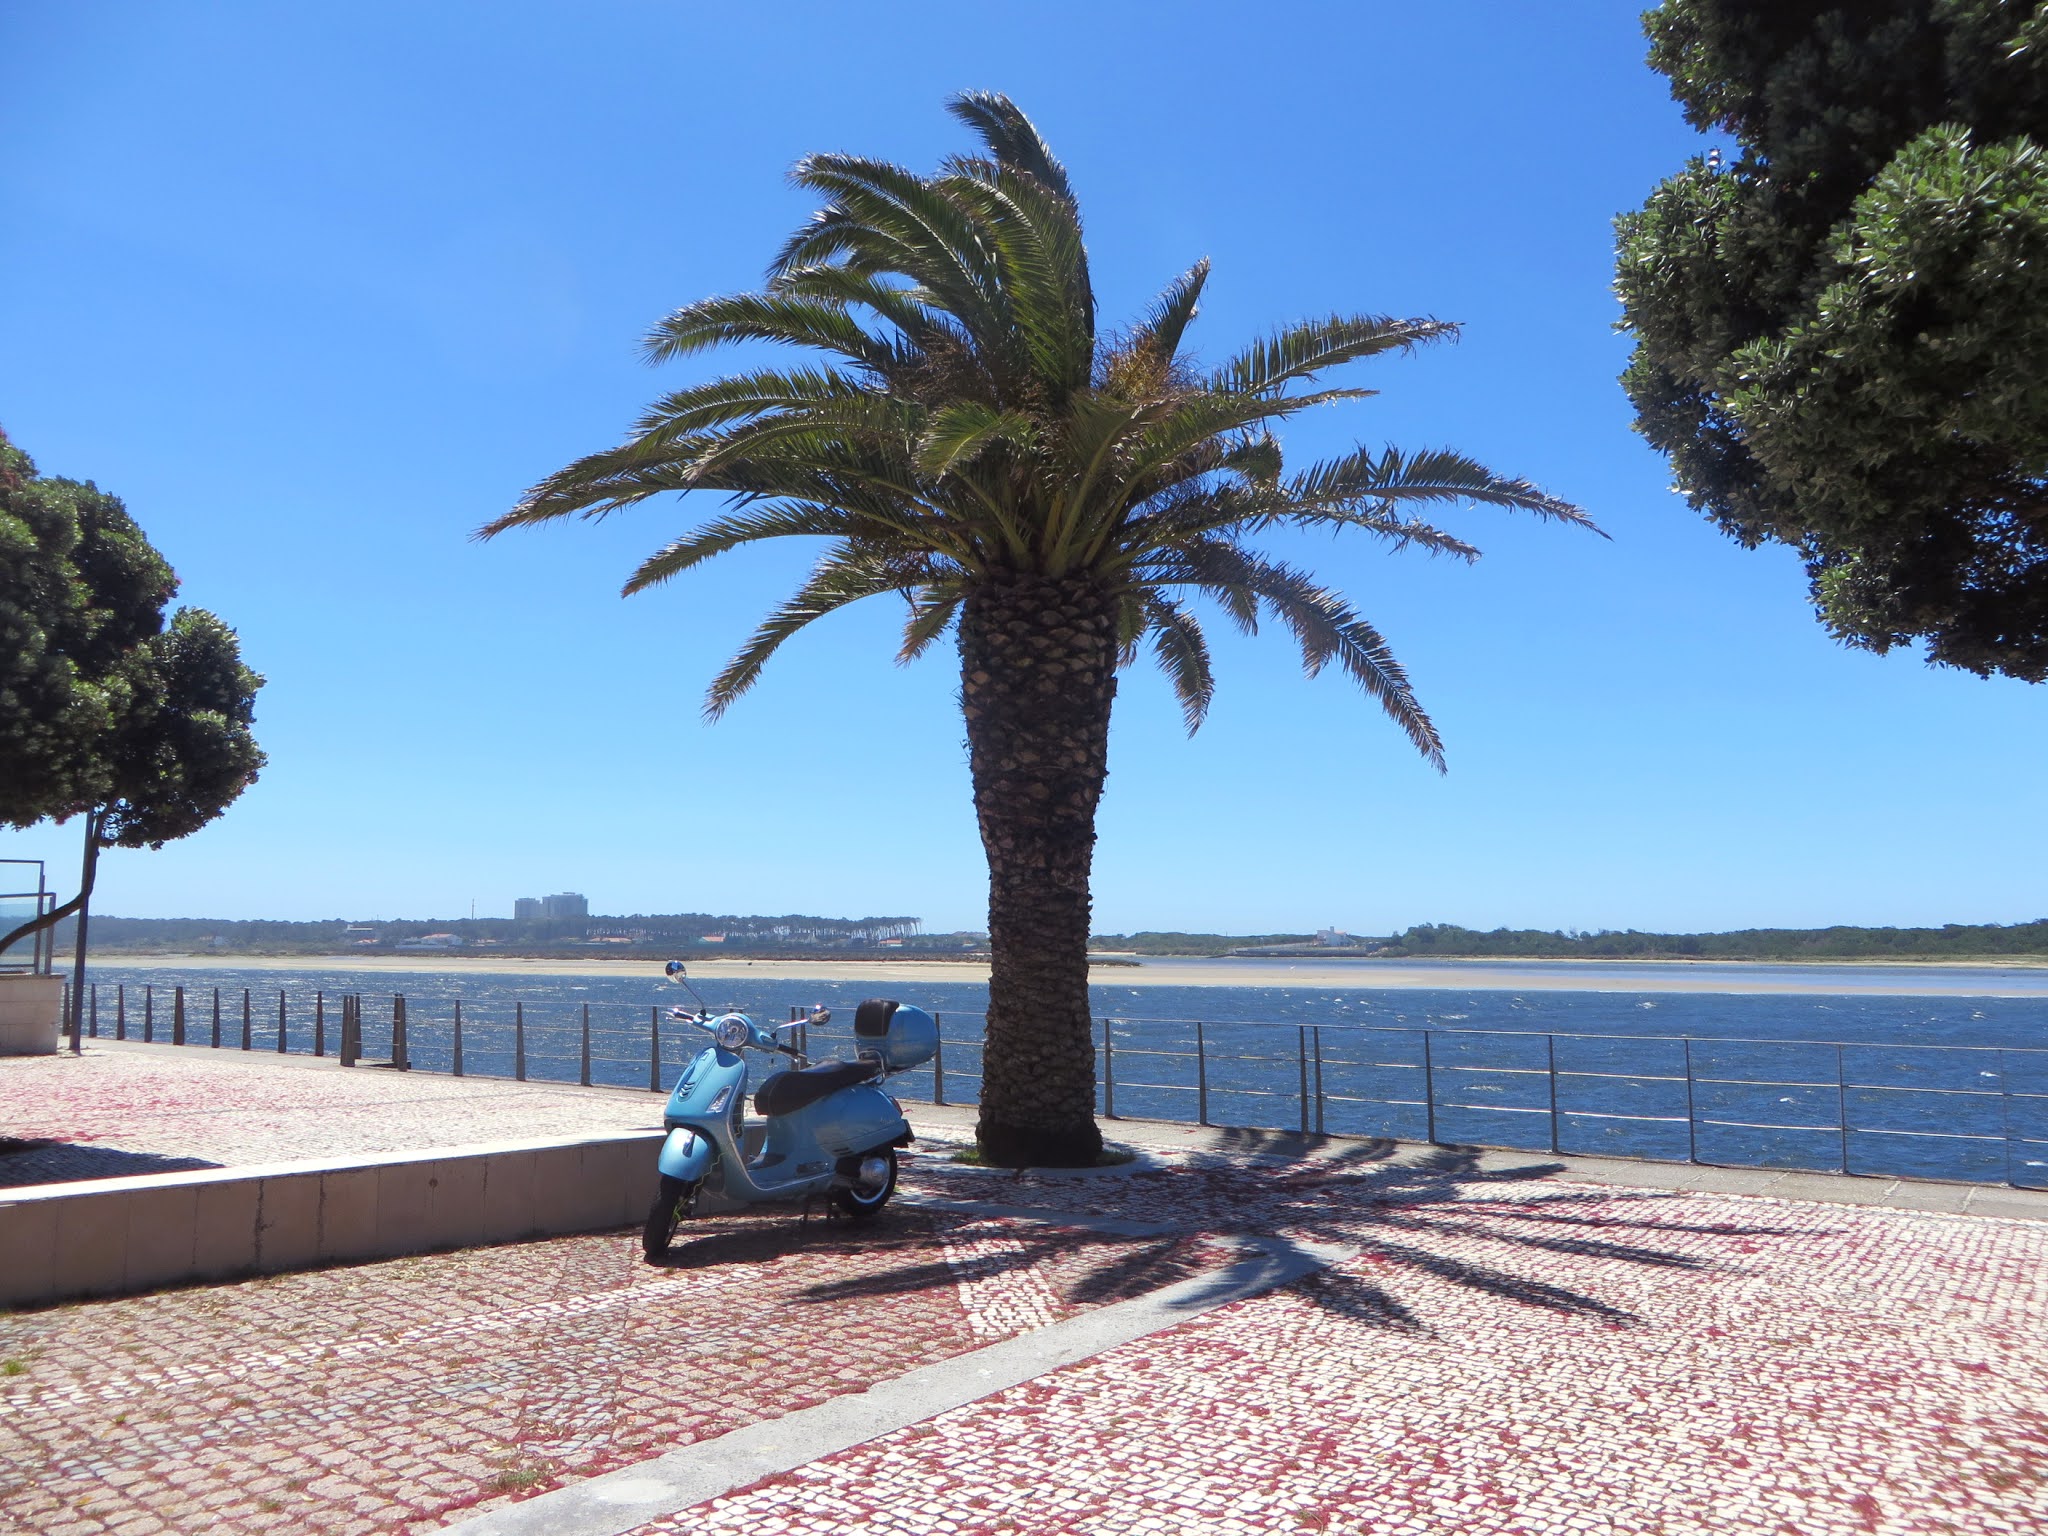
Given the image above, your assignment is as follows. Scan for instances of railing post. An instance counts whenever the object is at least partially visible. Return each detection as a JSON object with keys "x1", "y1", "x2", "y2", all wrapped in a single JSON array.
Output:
[
  {"x1": 241, "y1": 989, "x2": 252, "y2": 1050},
  {"x1": 314, "y1": 992, "x2": 325, "y2": 1058},
  {"x1": 277, "y1": 990, "x2": 288, "y2": 1053},
  {"x1": 1313, "y1": 1026, "x2": 1326, "y2": 1136},
  {"x1": 210, "y1": 988, "x2": 220, "y2": 1048},
  {"x1": 1196, "y1": 1021, "x2": 1209, "y2": 1127},
  {"x1": 392, "y1": 994, "x2": 409, "y2": 1071},
  {"x1": 116, "y1": 983, "x2": 125, "y2": 1041},
  {"x1": 143, "y1": 985, "x2": 153, "y2": 1043},
  {"x1": 579, "y1": 1002, "x2": 591, "y2": 1086},
  {"x1": 90, "y1": 982, "x2": 98, "y2": 1039},
  {"x1": 341, "y1": 995, "x2": 359, "y2": 1067},
  {"x1": 1102, "y1": 1018, "x2": 1116, "y2": 1119},
  {"x1": 1422, "y1": 1029, "x2": 1437, "y2": 1145},
  {"x1": 453, "y1": 999, "x2": 465, "y2": 1076},
  {"x1": 1999, "y1": 1049, "x2": 2016, "y2": 1187},
  {"x1": 1836, "y1": 1042, "x2": 1850, "y2": 1174},
  {"x1": 1546, "y1": 1033, "x2": 1560, "y2": 1154},
  {"x1": 1298, "y1": 1026, "x2": 1310, "y2": 1133},
  {"x1": 1683, "y1": 1038, "x2": 1697, "y2": 1163},
  {"x1": 515, "y1": 1001, "x2": 526, "y2": 1081},
  {"x1": 648, "y1": 1006, "x2": 660, "y2": 1091},
  {"x1": 933, "y1": 1015, "x2": 946, "y2": 1106},
  {"x1": 173, "y1": 986, "x2": 186, "y2": 1047}
]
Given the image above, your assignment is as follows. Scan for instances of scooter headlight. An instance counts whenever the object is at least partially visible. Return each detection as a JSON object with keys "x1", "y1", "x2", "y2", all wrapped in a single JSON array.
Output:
[{"x1": 715, "y1": 1016, "x2": 750, "y2": 1052}]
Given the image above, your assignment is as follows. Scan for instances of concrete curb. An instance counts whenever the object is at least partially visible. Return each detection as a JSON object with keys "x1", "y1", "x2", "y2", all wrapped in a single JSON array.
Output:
[
  {"x1": 0, "y1": 1130, "x2": 667, "y2": 1307},
  {"x1": 439, "y1": 1234, "x2": 1354, "y2": 1536}
]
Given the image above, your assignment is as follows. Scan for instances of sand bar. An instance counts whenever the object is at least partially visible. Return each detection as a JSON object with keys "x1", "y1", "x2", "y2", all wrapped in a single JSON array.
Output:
[{"x1": 84, "y1": 951, "x2": 2048, "y2": 997}]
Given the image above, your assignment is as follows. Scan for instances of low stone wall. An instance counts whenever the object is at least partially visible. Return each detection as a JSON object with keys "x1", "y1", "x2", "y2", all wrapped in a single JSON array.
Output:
[
  {"x1": 0, "y1": 975, "x2": 62, "y2": 1056},
  {"x1": 0, "y1": 1129, "x2": 666, "y2": 1307}
]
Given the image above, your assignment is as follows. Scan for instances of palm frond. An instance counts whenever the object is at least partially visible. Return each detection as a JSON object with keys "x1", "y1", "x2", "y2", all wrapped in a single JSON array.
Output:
[
  {"x1": 1291, "y1": 445, "x2": 1602, "y2": 532},
  {"x1": 1141, "y1": 592, "x2": 1216, "y2": 733},
  {"x1": 946, "y1": 92, "x2": 1075, "y2": 202},
  {"x1": 706, "y1": 545, "x2": 941, "y2": 718},
  {"x1": 918, "y1": 401, "x2": 1038, "y2": 476},
  {"x1": 641, "y1": 293, "x2": 901, "y2": 373},
  {"x1": 898, "y1": 584, "x2": 963, "y2": 663},
  {"x1": 1129, "y1": 259, "x2": 1209, "y2": 370},
  {"x1": 1217, "y1": 314, "x2": 1457, "y2": 396},
  {"x1": 630, "y1": 368, "x2": 878, "y2": 443},
  {"x1": 1148, "y1": 540, "x2": 1444, "y2": 769},
  {"x1": 620, "y1": 503, "x2": 872, "y2": 595}
]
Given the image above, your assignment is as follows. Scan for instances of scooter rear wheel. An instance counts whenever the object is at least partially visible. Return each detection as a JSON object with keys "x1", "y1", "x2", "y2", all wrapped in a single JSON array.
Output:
[
  {"x1": 642, "y1": 1174, "x2": 696, "y2": 1261},
  {"x1": 831, "y1": 1148, "x2": 897, "y2": 1222}
]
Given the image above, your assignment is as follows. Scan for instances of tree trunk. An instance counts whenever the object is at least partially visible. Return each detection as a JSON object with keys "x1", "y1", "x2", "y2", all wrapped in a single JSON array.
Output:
[
  {"x1": 959, "y1": 573, "x2": 1118, "y2": 1167},
  {"x1": 67, "y1": 812, "x2": 102, "y2": 1054}
]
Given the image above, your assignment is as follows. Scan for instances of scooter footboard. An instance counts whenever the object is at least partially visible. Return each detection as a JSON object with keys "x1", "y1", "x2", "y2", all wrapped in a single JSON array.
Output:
[{"x1": 657, "y1": 1127, "x2": 715, "y2": 1182}]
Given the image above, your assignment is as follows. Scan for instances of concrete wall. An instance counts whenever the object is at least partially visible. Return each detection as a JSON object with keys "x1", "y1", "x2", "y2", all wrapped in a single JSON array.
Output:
[
  {"x1": 0, "y1": 1129, "x2": 667, "y2": 1308},
  {"x1": 0, "y1": 974, "x2": 62, "y2": 1056}
]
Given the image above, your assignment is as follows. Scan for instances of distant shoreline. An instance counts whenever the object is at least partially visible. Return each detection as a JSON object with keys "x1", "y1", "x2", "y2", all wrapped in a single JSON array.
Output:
[
  {"x1": 76, "y1": 950, "x2": 2048, "y2": 997},
  {"x1": 83, "y1": 948, "x2": 2048, "y2": 970}
]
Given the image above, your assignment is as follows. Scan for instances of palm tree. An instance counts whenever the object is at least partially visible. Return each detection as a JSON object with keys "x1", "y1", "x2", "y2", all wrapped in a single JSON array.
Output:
[{"x1": 481, "y1": 94, "x2": 1597, "y2": 1167}]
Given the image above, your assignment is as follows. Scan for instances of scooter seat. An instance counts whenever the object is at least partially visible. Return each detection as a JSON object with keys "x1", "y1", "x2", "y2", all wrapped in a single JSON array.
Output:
[{"x1": 753, "y1": 1058, "x2": 880, "y2": 1118}]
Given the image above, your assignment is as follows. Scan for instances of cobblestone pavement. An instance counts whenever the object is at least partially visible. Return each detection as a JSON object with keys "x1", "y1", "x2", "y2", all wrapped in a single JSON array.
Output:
[
  {"x1": 0, "y1": 1046, "x2": 662, "y2": 1186},
  {"x1": 630, "y1": 1144, "x2": 2048, "y2": 1536},
  {"x1": 6, "y1": 1091, "x2": 2045, "y2": 1536},
  {"x1": 0, "y1": 1158, "x2": 1211, "y2": 1536}
]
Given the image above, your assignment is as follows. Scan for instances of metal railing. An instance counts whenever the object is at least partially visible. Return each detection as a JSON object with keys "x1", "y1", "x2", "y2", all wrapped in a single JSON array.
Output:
[
  {"x1": 65, "y1": 982, "x2": 2048, "y2": 1189},
  {"x1": 0, "y1": 859, "x2": 56, "y2": 975}
]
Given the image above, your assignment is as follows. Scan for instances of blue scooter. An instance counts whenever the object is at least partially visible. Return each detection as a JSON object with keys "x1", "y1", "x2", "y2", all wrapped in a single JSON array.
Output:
[{"x1": 642, "y1": 960, "x2": 939, "y2": 1261}]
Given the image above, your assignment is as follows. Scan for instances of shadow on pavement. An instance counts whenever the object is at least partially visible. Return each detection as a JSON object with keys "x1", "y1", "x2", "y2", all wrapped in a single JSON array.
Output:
[{"x1": 0, "y1": 1140, "x2": 224, "y2": 1188}]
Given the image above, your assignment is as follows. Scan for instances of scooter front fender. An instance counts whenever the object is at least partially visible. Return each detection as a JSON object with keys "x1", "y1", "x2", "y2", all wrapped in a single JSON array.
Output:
[{"x1": 657, "y1": 1127, "x2": 715, "y2": 1182}]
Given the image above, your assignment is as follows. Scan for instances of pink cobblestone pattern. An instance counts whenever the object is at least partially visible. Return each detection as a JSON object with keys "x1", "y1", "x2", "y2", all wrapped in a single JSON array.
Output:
[
  {"x1": 0, "y1": 1162, "x2": 1206, "y2": 1535},
  {"x1": 0, "y1": 1046, "x2": 661, "y2": 1185},
  {"x1": 3, "y1": 1080, "x2": 2044, "y2": 1534},
  {"x1": 636, "y1": 1155, "x2": 2048, "y2": 1536}
]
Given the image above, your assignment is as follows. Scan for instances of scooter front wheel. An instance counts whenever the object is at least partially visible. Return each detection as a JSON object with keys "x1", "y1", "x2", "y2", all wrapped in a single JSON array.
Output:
[
  {"x1": 831, "y1": 1148, "x2": 897, "y2": 1222},
  {"x1": 643, "y1": 1174, "x2": 697, "y2": 1261}
]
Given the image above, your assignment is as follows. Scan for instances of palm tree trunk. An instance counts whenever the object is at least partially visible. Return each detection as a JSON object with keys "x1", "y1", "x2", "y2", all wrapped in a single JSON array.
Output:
[{"x1": 959, "y1": 573, "x2": 1117, "y2": 1167}]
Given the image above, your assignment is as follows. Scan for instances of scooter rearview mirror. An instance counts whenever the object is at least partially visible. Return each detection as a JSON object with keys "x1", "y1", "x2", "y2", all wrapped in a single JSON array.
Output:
[{"x1": 664, "y1": 960, "x2": 688, "y2": 981}]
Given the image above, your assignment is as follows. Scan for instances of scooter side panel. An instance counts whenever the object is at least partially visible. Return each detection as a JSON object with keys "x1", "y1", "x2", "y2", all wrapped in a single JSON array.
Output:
[
  {"x1": 657, "y1": 1127, "x2": 715, "y2": 1181},
  {"x1": 791, "y1": 1083, "x2": 910, "y2": 1159}
]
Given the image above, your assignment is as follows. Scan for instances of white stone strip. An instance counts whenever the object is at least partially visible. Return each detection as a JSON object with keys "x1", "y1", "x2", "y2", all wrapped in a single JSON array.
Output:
[{"x1": 436, "y1": 1234, "x2": 1355, "y2": 1536}]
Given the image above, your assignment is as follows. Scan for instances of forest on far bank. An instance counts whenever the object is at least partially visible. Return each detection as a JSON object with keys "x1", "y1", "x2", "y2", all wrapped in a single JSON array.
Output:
[{"x1": 1093, "y1": 920, "x2": 2048, "y2": 961}]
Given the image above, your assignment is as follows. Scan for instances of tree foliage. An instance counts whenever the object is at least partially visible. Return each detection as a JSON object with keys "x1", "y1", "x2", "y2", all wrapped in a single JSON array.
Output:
[
  {"x1": 1617, "y1": 0, "x2": 2048, "y2": 678},
  {"x1": 0, "y1": 430, "x2": 175, "y2": 827},
  {"x1": 0, "y1": 428, "x2": 265, "y2": 954},
  {"x1": 486, "y1": 94, "x2": 1594, "y2": 755}
]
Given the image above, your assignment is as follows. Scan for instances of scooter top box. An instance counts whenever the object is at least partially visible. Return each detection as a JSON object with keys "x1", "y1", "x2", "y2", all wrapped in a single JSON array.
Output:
[{"x1": 855, "y1": 999, "x2": 938, "y2": 1072}]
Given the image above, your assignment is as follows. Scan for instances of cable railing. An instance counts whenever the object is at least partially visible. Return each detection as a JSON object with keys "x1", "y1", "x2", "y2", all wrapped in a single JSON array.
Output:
[{"x1": 66, "y1": 981, "x2": 2048, "y2": 1189}]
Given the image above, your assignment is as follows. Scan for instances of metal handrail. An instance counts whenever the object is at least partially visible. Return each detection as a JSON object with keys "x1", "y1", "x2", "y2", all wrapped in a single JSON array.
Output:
[{"x1": 76, "y1": 981, "x2": 2048, "y2": 1188}]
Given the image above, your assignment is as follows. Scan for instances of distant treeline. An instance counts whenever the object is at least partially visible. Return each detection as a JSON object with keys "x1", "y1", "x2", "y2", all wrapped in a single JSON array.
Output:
[
  {"x1": 53, "y1": 912, "x2": 955, "y2": 956},
  {"x1": 1093, "y1": 932, "x2": 1316, "y2": 957},
  {"x1": 1091, "y1": 921, "x2": 2048, "y2": 961},
  {"x1": 1382, "y1": 921, "x2": 2048, "y2": 960}
]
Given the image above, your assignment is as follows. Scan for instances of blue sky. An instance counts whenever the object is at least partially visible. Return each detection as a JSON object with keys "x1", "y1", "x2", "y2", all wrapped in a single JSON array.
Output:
[{"x1": 3, "y1": 0, "x2": 2044, "y2": 936}]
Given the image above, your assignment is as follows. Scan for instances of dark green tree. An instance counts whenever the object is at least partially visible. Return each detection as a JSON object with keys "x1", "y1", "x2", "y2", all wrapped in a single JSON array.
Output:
[
  {"x1": 484, "y1": 95, "x2": 1593, "y2": 1165},
  {"x1": 0, "y1": 430, "x2": 265, "y2": 1007},
  {"x1": 1617, "y1": 0, "x2": 2048, "y2": 678}
]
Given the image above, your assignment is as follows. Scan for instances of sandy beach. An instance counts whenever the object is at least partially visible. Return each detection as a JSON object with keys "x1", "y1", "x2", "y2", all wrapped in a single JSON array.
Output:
[{"x1": 88, "y1": 951, "x2": 2048, "y2": 997}]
